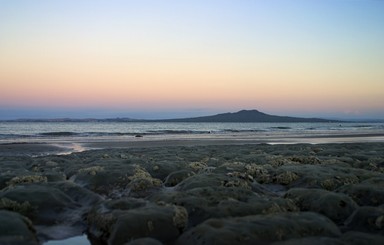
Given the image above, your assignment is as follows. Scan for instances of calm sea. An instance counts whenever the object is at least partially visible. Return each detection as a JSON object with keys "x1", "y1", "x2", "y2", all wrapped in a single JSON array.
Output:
[{"x1": 1, "y1": 121, "x2": 383, "y2": 143}]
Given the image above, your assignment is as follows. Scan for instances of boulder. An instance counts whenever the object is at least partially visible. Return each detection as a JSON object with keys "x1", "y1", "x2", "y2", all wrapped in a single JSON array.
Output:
[
  {"x1": 337, "y1": 178, "x2": 384, "y2": 206},
  {"x1": 0, "y1": 210, "x2": 38, "y2": 245},
  {"x1": 285, "y1": 188, "x2": 358, "y2": 224},
  {"x1": 176, "y1": 212, "x2": 341, "y2": 244},
  {"x1": 343, "y1": 206, "x2": 384, "y2": 234},
  {"x1": 341, "y1": 231, "x2": 384, "y2": 245},
  {"x1": 175, "y1": 173, "x2": 251, "y2": 191},
  {"x1": 164, "y1": 170, "x2": 195, "y2": 187},
  {"x1": 124, "y1": 237, "x2": 163, "y2": 245},
  {"x1": 0, "y1": 182, "x2": 102, "y2": 240},
  {"x1": 87, "y1": 198, "x2": 188, "y2": 245},
  {"x1": 149, "y1": 186, "x2": 257, "y2": 226},
  {"x1": 271, "y1": 236, "x2": 344, "y2": 245}
]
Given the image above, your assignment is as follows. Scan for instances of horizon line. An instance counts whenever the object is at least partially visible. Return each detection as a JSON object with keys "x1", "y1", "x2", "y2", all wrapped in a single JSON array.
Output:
[{"x1": 0, "y1": 109, "x2": 382, "y2": 122}]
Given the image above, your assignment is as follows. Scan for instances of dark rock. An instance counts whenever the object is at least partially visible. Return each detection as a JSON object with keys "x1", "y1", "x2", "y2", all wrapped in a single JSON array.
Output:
[
  {"x1": 5, "y1": 175, "x2": 48, "y2": 187},
  {"x1": 274, "y1": 165, "x2": 360, "y2": 190},
  {"x1": 0, "y1": 182, "x2": 102, "y2": 240},
  {"x1": 125, "y1": 166, "x2": 163, "y2": 198},
  {"x1": 285, "y1": 188, "x2": 358, "y2": 224},
  {"x1": 71, "y1": 164, "x2": 136, "y2": 197},
  {"x1": 337, "y1": 178, "x2": 384, "y2": 206},
  {"x1": 341, "y1": 231, "x2": 384, "y2": 245},
  {"x1": 87, "y1": 198, "x2": 188, "y2": 245},
  {"x1": 43, "y1": 172, "x2": 67, "y2": 182},
  {"x1": 251, "y1": 182, "x2": 287, "y2": 196},
  {"x1": 145, "y1": 160, "x2": 187, "y2": 180},
  {"x1": 164, "y1": 170, "x2": 195, "y2": 187},
  {"x1": 176, "y1": 212, "x2": 341, "y2": 244},
  {"x1": 149, "y1": 186, "x2": 257, "y2": 226},
  {"x1": 271, "y1": 236, "x2": 344, "y2": 245},
  {"x1": 49, "y1": 181, "x2": 103, "y2": 206},
  {"x1": 0, "y1": 184, "x2": 77, "y2": 225},
  {"x1": 0, "y1": 210, "x2": 38, "y2": 245},
  {"x1": 124, "y1": 237, "x2": 163, "y2": 245},
  {"x1": 215, "y1": 195, "x2": 298, "y2": 217},
  {"x1": 175, "y1": 173, "x2": 251, "y2": 191},
  {"x1": 343, "y1": 206, "x2": 384, "y2": 234}
]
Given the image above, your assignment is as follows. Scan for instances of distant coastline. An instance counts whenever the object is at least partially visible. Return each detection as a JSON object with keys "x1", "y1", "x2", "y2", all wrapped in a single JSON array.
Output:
[{"x1": 0, "y1": 109, "x2": 349, "y2": 123}]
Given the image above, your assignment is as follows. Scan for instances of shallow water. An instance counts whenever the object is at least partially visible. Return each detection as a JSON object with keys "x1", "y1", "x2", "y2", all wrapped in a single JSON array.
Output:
[
  {"x1": 1, "y1": 121, "x2": 383, "y2": 142},
  {"x1": 44, "y1": 235, "x2": 90, "y2": 245}
]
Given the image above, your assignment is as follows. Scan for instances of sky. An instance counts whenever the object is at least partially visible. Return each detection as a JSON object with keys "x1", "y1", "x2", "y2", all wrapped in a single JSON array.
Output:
[{"x1": 0, "y1": 0, "x2": 383, "y2": 120}]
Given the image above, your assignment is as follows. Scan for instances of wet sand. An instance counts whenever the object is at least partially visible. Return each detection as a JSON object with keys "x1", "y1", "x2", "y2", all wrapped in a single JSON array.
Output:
[
  {"x1": 1, "y1": 137, "x2": 384, "y2": 244},
  {"x1": 2, "y1": 132, "x2": 384, "y2": 157},
  {"x1": 0, "y1": 142, "x2": 66, "y2": 156}
]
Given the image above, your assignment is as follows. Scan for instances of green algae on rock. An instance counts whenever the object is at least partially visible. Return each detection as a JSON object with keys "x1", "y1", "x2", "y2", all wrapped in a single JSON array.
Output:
[
  {"x1": 176, "y1": 212, "x2": 341, "y2": 244},
  {"x1": 87, "y1": 198, "x2": 188, "y2": 244},
  {"x1": 0, "y1": 210, "x2": 39, "y2": 245}
]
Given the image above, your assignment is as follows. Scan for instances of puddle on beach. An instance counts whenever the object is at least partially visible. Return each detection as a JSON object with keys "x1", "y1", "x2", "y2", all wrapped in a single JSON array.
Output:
[
  {"x1": 44, "y1": 234, "x2": 90, "y2": 245},
  {"x1": 54, "y1": 143, "x2": 88, "y2": 155}
]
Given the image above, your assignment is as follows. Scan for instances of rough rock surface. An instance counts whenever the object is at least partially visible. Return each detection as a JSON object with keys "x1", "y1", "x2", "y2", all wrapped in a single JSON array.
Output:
[
  {"x1": 1, "y1": 142, "x2": 384, "y2": 244},
  {"x1": 285, "y1": 188, "x2": 358, "y2": 224},
  {"x1": 87, "y1": 198, "x2": 188, "y2": 244},
  {"x1": 176, "y1": 212, "x2": 341, "y2": 244},
  {"x1": 0, "y1": 210, "x2": 39, "y2": 245}
]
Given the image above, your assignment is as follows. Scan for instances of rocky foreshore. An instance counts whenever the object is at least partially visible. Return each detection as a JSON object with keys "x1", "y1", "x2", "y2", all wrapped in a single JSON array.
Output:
[{"x1": 1, "y1": 142, "x2": 384, "y2": 244}]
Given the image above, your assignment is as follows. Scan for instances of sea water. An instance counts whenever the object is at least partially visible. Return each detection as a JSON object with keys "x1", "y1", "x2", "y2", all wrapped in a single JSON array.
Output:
[
  {"x1": 1, "y1": 121, "x2": 383, "y2": 143},
  {"x1": 44, "y1": 235, "x2": 89, "y2": 245}
]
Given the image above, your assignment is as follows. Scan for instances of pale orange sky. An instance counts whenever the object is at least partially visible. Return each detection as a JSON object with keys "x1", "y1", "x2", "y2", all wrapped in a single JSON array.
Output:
[{"x1": 1, "y1": 0, "x2": 383, "y2": 119}]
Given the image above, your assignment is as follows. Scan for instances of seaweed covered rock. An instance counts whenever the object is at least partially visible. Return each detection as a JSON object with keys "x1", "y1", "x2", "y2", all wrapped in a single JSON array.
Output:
[
  {"x1": 215, "y1": 196, "x2": 298, "y2": 217},
  {"x1": 70, "y1": 163, "x2": 136, "y2": 198},
  {"x1": 125, "y1": 166, "x2": 163, "y2": 198},
  {"x1": 87, "y1": 198, "x2": 188, "y2": 245},
  {"x1": 343, "y1": 206, "x2": 384, "y2": 234},
  {"x1": 49, "y1": 181, "x2": 103, "y2": 206},
  {"x1": 0, "y1": 210, "x2": 38, "y2": 245},
  {"x1": 176, "y1": 212, "x2": 341, "y2": 245},
  {"x1": 285, "y1": 188, "x2": 358, "y2": 224},
  {"x1": 251, "y1": 181, "x2": 286, "y2": 196},
  {"x1": 341, "y1": 231, "x2": 384, "y2": 245},
  {"x1": 149, "y1": 186, "x2": 261, "y2": 226},
  {"x1": 6, "y1": 175, "x2": 48, "y2": 186},
  {"x1": 271, "y1": 236, "x2": 344, "y2": 245},
  {"x1": 144, "y1": 159, "x2": 188, "y2": 181},
  {"x1": 337, "y1": 178, "x2": 384, "y2": 206},
  {"x1": 0, "y1": 184, "x2": 77, "y2": 225},
  {"x1": 273, "y1": 171, "x2": 300, "y2": 185},
  {"x1": 0, "y1": 182, "x2": 102, "y2": 240},
  {"x1": 274, "y1": 165, "x2": 360, "y2": 190},
  {"x1": 243, "y1": 163, "x2": 272, "y2": 183},
  {"x1": 124, "y1": 237, "x2": 163, "y2": 245},
  {"x1": 164, "y1": 170, "x2": 195, "y2": 187},
  {"x1": 175, "y1": 173, "x2": 251, "y2": 191}
]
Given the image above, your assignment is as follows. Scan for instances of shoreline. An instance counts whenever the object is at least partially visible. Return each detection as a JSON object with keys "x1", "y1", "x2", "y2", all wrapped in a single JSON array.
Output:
[{"x1": 1, "y1": 132, "x2": 384, "y2": 157}]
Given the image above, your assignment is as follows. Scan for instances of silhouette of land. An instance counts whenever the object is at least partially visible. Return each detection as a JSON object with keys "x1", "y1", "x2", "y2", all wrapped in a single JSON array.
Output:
[
  {"x1": 159, "y1": 110, "x2": 337, "y2": 122},
  {"x1": 3, "y1": 109, "x2": 339, "y2": 122}
]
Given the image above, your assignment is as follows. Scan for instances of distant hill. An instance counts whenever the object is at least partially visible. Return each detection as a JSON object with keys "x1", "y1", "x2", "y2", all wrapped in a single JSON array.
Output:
[
  {"x1": 158, "y1": 110, "x2": 338, "y2": 123},
  {"x1": 2, "y1": 110, "x2": 339, "y2": 123},
  {"x1": 6, "y1": 118, "x2": 139, "y2": 122}
]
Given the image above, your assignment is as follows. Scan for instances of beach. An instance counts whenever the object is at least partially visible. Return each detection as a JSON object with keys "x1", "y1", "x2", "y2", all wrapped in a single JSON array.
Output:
[
  {"x1": 2, "y1": 0, "x2": 383, "y2": 243},
  {"x1": 1, "y1": 134, "x2": 384, "y2": 245}
]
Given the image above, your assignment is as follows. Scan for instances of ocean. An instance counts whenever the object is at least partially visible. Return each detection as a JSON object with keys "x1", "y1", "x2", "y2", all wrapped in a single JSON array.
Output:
[{"x1": 1, "y1": 121, "x2": 384, "y2": 144}]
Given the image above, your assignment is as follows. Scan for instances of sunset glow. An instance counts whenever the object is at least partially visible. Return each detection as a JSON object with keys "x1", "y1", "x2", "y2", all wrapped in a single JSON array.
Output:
[{"x1": 1, "y1": 0, "x2": 383, "y2": 119}]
